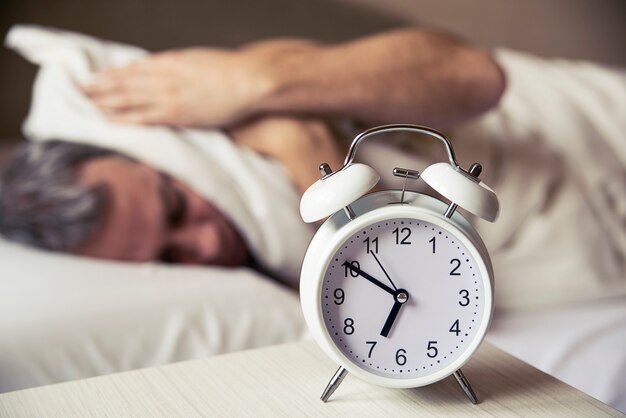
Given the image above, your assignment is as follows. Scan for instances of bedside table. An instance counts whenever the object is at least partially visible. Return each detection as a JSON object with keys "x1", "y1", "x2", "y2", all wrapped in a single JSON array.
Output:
[{"x1": 0, "y1": 341, "x2": 620, "y2": 416}]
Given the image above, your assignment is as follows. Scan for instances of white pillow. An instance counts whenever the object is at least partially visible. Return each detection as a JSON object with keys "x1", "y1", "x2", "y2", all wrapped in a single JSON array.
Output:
[{"x1": 0, "y1": 237, "x2": 309, "y2": 392}]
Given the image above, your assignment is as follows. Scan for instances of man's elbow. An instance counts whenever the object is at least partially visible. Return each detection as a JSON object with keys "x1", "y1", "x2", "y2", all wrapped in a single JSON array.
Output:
[{"x1": 470, "y1": 49, "x2": 507, "y2": 115}]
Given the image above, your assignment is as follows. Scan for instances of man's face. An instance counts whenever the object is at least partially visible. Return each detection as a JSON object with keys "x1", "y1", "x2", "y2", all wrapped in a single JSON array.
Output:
[{"x1": 76, "y1": 156, "x2": 249, "y2": 266}]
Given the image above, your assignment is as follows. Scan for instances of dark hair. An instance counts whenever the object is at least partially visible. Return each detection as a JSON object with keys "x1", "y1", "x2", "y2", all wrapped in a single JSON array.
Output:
[{"x1": 0, "y1": 140, "x2": 123, "y2": 251}]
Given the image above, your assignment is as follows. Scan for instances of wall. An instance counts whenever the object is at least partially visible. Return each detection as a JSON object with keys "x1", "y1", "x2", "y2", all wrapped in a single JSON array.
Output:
[{"x1": 337, "y1": 0, "x2": 626, "y2": 65}]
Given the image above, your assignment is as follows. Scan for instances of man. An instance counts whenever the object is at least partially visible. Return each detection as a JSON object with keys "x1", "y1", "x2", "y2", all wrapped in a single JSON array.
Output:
[
  {"x1": 0, "y1": 27, "x2": 506, "y2": 266},
  {"x1": 0, "y1": 116, "x2": 346, "y2": 265}
]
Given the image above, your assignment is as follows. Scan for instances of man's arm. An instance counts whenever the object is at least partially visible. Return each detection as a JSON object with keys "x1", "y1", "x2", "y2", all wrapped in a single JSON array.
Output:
[
  {"x1": 255, "y1": 28, "x2": 506, "y2": 129},
  {"x1": 83, "y1": 27, "x2": 505, "y2": 129}
]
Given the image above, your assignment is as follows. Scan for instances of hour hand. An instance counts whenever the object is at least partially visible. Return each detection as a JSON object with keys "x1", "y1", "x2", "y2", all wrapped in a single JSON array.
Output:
[
  {"x1": 380, "y1": 289, "x2": 409, "y2": 337},
  {"x1": 380, "y1": 300, "x2": 402, "y2": 337},
  {"x1": 343, "y1": 261, "x2": 395, "y2": 295}
]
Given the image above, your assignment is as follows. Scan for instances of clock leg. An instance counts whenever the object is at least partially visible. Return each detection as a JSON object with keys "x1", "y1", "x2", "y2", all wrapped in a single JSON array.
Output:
[
  {"x1": 453, "y1": 369, "x2": 479, "y2": 404},
  {"x1": 320, "y1": 366, "x2": 349, "y2": 402}
]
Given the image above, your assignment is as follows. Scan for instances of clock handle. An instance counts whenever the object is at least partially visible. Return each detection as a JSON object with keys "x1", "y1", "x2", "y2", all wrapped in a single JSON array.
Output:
[
  {"x1": 320, "y1": 366, "x2": 349, "y2": 402},
  {"x1": 343, "y1": 124, "x2": 499, "y2": 222},
  {"x1": 342, "y1": 124, "x2": 460, "y2": 170}
]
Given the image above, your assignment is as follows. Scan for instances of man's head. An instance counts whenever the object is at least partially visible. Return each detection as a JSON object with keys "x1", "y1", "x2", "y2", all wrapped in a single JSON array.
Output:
[{"x1": 0, "y1": 140, "x2": 249, "y2": 266}]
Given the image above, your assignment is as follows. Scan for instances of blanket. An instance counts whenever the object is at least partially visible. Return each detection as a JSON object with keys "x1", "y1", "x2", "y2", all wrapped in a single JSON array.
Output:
[{"x1": 5, "y1": 24, "x2": 315, "y2": 285}]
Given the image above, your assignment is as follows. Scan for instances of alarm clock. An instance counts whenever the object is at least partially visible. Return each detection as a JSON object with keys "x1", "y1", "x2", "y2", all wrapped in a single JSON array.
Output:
[{"x1": 299, "y1": 124, "x2": 499, "y2": 403}]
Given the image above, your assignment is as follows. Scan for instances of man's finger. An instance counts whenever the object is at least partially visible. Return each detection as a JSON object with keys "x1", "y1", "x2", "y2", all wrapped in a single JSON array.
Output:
[
  {"x1": 100, "y1": 58, "x2": 153, "y2": 78},
  {"x1": 81, "y1": 59, "x2": 155, "y2": 93},
  {"x1": 81, "y1": 76, "x2": 122, "y2": 95},
  {"x1": 107, "y1": 106, "x2": 171, "y2": 126},
  {"x1": 90, "y1": 92, "x2": 151, "y2": 111},
  {"x1": 83, "y1": 74, "x2": 161, "y2": 108}
]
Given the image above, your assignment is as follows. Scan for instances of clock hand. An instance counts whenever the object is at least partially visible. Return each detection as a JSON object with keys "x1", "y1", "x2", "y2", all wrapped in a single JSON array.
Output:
[
  {"x1": 380, "y1": 289, "x2": 409, "y2": 338},
  {"x1": 343, "y1": 261, "x2": 395, "y2": 295},
  {"x1": 371, "y1": 252, "x2": 398, "y2": 291},
  {"x1": 380, "y1": 301, "x2": 402, "y2": 338}
]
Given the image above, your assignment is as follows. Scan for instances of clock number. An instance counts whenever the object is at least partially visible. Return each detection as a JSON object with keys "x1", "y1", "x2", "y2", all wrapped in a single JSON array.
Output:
[
  {"x1": 427, "y1": 341, "x2": 438, "y2": 358},
  {"x1": 333, "y1": 288, "x2": 345, "y2": 305},
  {"x1": 344, "y1": 261, "x2": 360, "y2": 278},
  {"x1": 395, "y1": 348, "x2": 407, "y2": 366},
  {"x1": 449, "y1": 319, "x2": 461, "y2": 336},
  {"x1": 343, "y1": 318, "x2": 355, "y2": 335},
  {"x1": 392, "y1": 227, "x2": 412, "y2": 245},
  {"x1": 450, "y1": 258, "x2": 461, "y2": 276},
  {"x1": 459, "y1": 289, "x2": 470, "y2": 306},
  {"x1": 366, "y1": 341, "x2": 377, "y2": 358},
  {"x1": 363, "y1": 236, "x2": 379, "y2": 254},
  {"x1": 429, "y1": 236, "x2": 436, "y2": 253}
]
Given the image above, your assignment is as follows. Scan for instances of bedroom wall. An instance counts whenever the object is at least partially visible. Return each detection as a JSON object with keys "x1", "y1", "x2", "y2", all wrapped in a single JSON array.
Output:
[
  {"x1": 335, "y1": 0, "x2": 626, "y2": 65},
  {"x1": 1, "y1": 0, "x2": 624, "y2": 143}
]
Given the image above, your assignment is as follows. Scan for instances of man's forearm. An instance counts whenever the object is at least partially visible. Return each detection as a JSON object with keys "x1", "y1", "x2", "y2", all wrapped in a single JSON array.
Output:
[
  {"x1": 252, "y1": 28, "x2": 506, "y2": 129},
  {"x1": 84, "y1": 27, "x2": 505, "y2": 129}
]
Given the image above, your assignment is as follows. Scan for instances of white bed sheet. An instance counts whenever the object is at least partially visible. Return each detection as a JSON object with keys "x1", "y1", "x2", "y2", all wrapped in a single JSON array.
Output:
[{"x1": 488, "y1": 298, "x2": 626, "y2": 413}]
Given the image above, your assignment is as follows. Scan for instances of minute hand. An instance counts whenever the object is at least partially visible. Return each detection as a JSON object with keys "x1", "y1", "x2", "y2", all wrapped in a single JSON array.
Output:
[{"x1": 343, "y1": 261, "x2": 395, "y2": 295}]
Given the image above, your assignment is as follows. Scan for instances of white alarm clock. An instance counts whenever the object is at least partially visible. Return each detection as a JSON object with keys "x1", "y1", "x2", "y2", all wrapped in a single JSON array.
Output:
[{"x1": 299, "y1": 124, "x2": 499, "y2": 403}]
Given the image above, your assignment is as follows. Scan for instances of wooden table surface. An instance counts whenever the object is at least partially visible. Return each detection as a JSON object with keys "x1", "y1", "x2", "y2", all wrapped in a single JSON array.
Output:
[{"x1": 0, "y1": 341, "x2": 621, "y2": 417}]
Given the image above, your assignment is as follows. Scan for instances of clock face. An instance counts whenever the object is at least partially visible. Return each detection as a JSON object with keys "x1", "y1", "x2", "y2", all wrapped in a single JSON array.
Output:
[{"x1": 321, "y1": 217, "x2": 486, "y2": 380}]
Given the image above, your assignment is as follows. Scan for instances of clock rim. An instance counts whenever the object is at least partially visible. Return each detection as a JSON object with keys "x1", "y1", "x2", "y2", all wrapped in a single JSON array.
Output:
[{"x1": 300, "y1": 191, "x2": 494, "y2": 389}]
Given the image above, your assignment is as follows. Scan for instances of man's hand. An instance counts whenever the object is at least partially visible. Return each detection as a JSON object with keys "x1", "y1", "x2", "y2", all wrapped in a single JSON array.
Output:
[{"x1": 81, "y1": 48, "x2": 271, "y2": 127}]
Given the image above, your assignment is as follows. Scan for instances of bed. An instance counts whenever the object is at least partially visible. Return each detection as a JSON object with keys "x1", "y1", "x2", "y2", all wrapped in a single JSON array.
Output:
[
  {"x1": 1, "y1": 15, "x2": 625, "y2": 416},
  {"x1": 2, "y1": 235, "x2": 625, "y2": 412}
]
